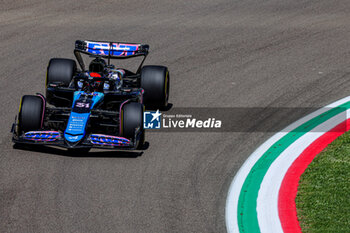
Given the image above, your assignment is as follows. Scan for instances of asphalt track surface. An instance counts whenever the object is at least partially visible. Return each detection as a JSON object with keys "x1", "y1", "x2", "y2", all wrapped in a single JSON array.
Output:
[{"x1": 1, "y1": 1, "x2": 350, "y2": 232}]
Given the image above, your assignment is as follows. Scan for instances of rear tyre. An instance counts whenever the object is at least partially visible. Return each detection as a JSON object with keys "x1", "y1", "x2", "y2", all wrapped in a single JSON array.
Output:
[
  {"x1": 121, "y1": 102, "x2": 144, "y2": 141},
  {"x1": 19, "y1": 95, "x2": 45, "y2": 132},
  {"x1": 46, "y1": 58, "x2": 76, "y2": 86},
  {"x1": 140, "y1": 65, "x2": 169, "y2": 108},
  {"x1": 46, "y1": 58, "x2": 76, "y2": 106}
]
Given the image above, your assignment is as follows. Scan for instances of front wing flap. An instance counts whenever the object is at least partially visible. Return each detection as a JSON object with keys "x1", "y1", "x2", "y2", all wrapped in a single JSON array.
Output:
[{"x1": 12, "y1": 129, "x2": 142, "y2": 150}]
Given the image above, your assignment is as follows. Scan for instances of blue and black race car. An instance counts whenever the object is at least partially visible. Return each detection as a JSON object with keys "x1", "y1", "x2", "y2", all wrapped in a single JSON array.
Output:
[{"x1": 11, "y1": 40, "x2": 170, "y2": 151}]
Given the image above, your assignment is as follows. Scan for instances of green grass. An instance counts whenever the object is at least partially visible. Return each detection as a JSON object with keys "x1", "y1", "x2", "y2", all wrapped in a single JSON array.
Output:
[{"x1": 296, "y1": 132, "x2": 350, "y2": 233}]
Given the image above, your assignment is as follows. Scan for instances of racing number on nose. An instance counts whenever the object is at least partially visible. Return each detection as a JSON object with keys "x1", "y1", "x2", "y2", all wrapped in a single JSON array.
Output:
[{"x1": 76, "y1": 102, "x2": 90, "y2": 108}]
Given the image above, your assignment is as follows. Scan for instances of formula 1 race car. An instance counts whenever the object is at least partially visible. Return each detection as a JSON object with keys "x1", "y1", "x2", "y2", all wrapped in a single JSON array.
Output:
[{"x1": 11, "y1": 40, "x2": 170, "y2": 151}]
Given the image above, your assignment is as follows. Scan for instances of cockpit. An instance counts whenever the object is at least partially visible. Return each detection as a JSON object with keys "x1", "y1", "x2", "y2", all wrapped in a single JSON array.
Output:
[{"x1": 75, "y1": 58, "x2": 124, "y2": 93}]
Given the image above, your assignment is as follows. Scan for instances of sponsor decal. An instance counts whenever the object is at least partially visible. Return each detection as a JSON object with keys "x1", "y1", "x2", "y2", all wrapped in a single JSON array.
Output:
[
  {"x1": 66, "y1": 135, "x2": 79, "y2": 140},
  {"x1": 86, "y1": 42, "x2": 139, "y2": 56}
]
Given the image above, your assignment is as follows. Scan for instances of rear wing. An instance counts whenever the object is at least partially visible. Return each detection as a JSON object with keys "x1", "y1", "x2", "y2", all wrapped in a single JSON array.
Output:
[
  {"x1": 75, "y1": 40, "x2": 149, "y2": 58},
  {"x1": 74, "y1": 40, "x2": 149, "y2": 72}
]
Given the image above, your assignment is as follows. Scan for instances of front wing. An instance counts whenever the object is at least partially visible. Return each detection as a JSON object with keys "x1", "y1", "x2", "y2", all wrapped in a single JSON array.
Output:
[{"x1": 12, "y1": 128, "x2": 143, "y2": 150}]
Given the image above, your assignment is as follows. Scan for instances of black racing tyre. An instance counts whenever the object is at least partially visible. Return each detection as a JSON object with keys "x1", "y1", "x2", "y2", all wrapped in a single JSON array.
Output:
[
  {"x1": 19, "y1": 95, "x2": 45, "y2": 132},
  {"x1": 46, "y1": 58, "x2": 76, "y2": 87},
  {"x1": 140, "y1": 65, "x2": 169, "y2": 108},
  {"x1": 121, "y1": 102, "x2": 144, "y2": 140},
  {"x1": 46, "y1": 58, "x2": 76, "y2": 106}
]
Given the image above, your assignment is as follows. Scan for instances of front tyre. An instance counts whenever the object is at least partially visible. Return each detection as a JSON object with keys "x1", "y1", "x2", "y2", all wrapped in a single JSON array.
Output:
[
  {"x1": 121, "y1": 102, "x2": 144, "y2": 147},
  {"x1": 18, "y1": 95, "x2": 45, "y2": 133},
  {"x1": 140, "y1": 65, "x2": 169, "y2": 109}
]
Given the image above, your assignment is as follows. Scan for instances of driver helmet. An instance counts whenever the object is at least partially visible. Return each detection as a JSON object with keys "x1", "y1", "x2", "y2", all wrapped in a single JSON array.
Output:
[
  {"x1": 109, "y1": 69, "x2": 124, "y2": 90},
  {"x1": 89, "y1": 57, "x2": 106, "y2": 73}
]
